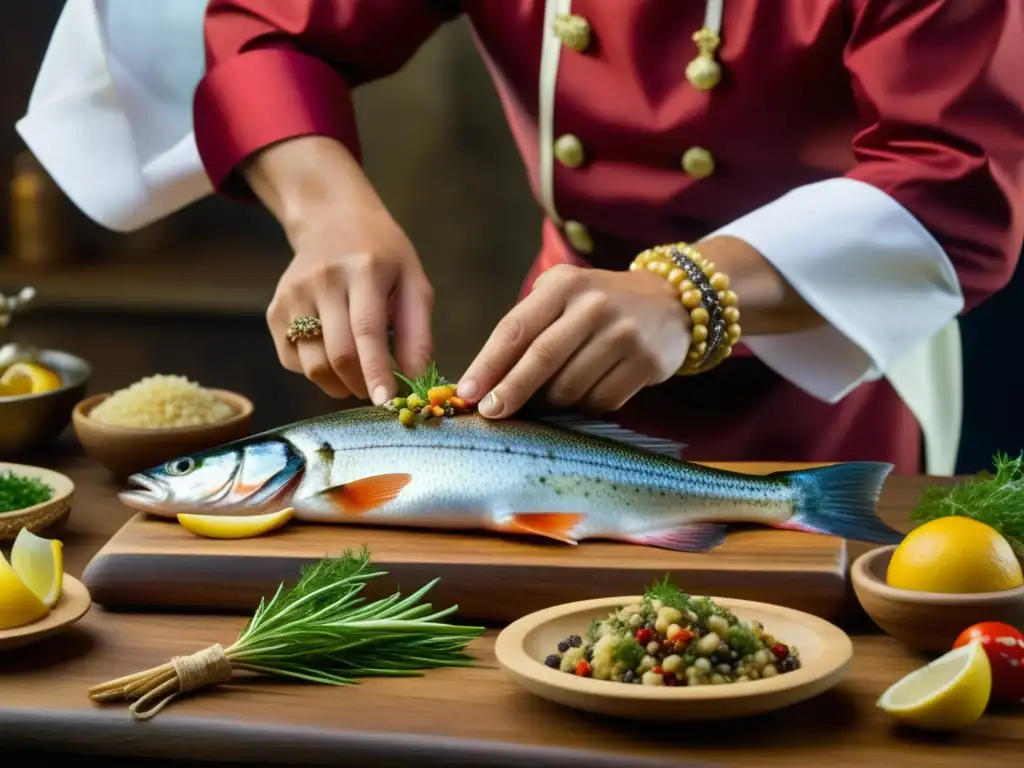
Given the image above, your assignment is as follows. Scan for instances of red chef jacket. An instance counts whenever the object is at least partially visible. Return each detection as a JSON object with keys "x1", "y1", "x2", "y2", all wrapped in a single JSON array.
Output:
[{"x1": 192, "y1": 0, "x2": 1024, "y2": 474}]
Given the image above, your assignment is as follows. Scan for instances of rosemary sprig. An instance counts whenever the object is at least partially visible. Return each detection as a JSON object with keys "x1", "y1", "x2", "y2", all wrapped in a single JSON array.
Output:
[
  {"x1": 89, "y1": 546, "x2": 484, "y2": 719},
  {"x1": 911, "y1": 451, "x2": 1024, "y2": 557},
  {"x1": 394, "y1": 360, "x2": 451, "y2": 402}
]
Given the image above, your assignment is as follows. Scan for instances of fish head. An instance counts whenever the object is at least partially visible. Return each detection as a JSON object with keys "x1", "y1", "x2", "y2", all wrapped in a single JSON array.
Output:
[{"x1": 118, "y1": 436, "x2": 306, "y2": 516}]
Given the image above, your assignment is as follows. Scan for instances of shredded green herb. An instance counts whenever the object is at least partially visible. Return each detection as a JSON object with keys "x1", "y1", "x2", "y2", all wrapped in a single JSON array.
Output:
[
  {"x1": 90, "y1": 546, "x2": 485, "y2": 719},
  {"x1": 0, "y1": 471, "x2": 53, "y2": 513},
  {"x1": 394, "y1": 360, "x2": 452, "y2": 401},
  {"x1": 911, "y1": 451, "x2": 1024, "y2": 557}
]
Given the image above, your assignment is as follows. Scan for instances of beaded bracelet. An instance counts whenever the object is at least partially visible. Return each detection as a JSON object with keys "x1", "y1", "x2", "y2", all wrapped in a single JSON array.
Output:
[{"x1": 630, "y1": 243, "x2": 742, "y2": 375}]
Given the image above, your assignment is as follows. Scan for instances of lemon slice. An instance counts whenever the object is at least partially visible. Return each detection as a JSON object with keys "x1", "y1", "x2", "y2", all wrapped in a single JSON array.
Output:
[
  {"x1": 877, "y1": 640, "x2": 992, "y2": 731},
  {"x1": 177, "y1": 507, "x2": 295, "y2": 539},
  {"x1": 0, "y1": 362, "x2": 62, "y2": 396},
  {"x1": 10, "y1": 528, "x2": 64, "y2": 608},
  {"x1": 0, "y1": 551, "x2": 49, "y2": 630}
]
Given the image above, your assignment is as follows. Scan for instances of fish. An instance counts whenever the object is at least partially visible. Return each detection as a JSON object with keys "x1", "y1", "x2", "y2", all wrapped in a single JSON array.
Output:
[{"x1": 117, "y1": 407, "x2": 904, "y2": 552}]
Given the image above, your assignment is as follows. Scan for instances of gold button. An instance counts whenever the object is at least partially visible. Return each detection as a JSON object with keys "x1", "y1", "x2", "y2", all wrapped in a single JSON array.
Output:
[
  {"x1": 681, "y1": 147, "x2": 715, "y2": 179},
  {"x1": 685, "y1": 56, "x2": 722, "y2": 91},
  {"x1": 563, "y1": 220, "x2": 594, "y2": 254},
  {"x1": 553, "y1": 134, "x2": 585, "y2": 169},
  {"x1": 552, "y1": 14, "x2": 591, "y2": 53}
]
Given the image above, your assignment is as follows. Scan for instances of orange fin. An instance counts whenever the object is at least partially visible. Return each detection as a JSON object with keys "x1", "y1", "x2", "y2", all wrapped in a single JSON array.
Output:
[
  {"x1": 318, "y1": 473, "x2": 412, "y2": 515},
  {"x1": 508, "y1": 512, "x2": 585, "y2": 545}
]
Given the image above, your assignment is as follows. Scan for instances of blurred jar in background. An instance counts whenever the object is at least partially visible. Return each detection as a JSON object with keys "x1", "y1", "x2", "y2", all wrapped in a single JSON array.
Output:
[{"x1": 9, "y1": 149, "x2": 74, "y2": 269}]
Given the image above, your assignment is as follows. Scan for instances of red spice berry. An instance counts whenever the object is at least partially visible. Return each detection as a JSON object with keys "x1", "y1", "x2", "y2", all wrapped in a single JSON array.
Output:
[
  {"x1": 674, "y1": 629, "x2": 695, "y2": 648},
  {"x1": 652, "y1": 666, "x2": 664, "y2": 675},
  {"x1": 771, "y1": 643, "x2": 788, "y2": 660},
  {"x1": 635, "y1": 628, "x2": 653, "y2": 645},
  {"x1": 574, "y1": 660, "x2": 592, "y2": 677}
]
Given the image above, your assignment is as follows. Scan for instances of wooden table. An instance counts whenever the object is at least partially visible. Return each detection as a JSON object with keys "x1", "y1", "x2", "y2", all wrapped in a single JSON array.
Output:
[{"x1": 2, "y1": 444, "x2": 1021, "y2": 767}]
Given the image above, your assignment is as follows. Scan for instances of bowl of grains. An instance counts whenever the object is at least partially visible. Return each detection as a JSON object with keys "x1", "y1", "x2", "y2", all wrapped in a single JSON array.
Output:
[{"x1": 71, "y1": 375, "x2": 253, "y2": 479}]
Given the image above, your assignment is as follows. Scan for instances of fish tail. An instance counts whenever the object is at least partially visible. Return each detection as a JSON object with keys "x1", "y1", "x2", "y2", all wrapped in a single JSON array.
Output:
[{"x1": 773, "y1": 462, "x2": 904, "y2": 545}]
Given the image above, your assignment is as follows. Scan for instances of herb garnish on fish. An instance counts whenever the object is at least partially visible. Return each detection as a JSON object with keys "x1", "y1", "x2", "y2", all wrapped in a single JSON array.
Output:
[
  {"x1": 385, "y1": 361, "x2": 473, "y2": 426},
  {"x1": 911, "y1": 451, "x2": 1024, "y2": 557},
  {"x1": 89, "y1": 546, "x2": 484, "y2": 720}
]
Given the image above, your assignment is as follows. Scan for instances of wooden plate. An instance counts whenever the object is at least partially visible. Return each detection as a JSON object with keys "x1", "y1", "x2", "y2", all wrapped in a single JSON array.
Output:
[
  {"x1": 494, "y1": 595, "x2": 853, "y2": 721},
  {"x1": 0, "y1": 574, "x2": 91, "y2": 651}
]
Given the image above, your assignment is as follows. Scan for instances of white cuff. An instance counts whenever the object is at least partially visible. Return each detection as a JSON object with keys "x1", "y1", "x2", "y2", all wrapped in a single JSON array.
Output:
[
  {"x1": 708, "y1": 177, "x2": 965, "y2": 403},
  {"x1": 14, "y1": 0, "x2": 210, "y2": 233}
]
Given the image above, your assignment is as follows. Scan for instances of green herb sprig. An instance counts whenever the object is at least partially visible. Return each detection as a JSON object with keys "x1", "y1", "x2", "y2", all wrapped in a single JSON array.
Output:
[
  {"x1": 394, "y1": 360, "x2": 451, "y2": 401},
  {"x1": 0, "y1": 471, "x2": 53, "y2": 513},
  {"x1": 89, "y1": 546, "x2": 484, "y2": 720},
  {"x1": 911, "y1": 451, "x2": 1024, "y2": 557}
]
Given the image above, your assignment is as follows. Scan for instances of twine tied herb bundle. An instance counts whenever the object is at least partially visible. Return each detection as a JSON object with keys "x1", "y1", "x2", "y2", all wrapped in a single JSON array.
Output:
[{"x1": 89, "y1": 547, "x2": 484, "y2": 719}]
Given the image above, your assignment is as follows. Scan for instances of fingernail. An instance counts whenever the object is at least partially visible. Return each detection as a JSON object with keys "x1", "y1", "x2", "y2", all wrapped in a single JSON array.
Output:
[
  {"x1": 478, "y1": 390, "x2": 502, "y2": 418},
  {"x1": 371, "y1": 385, "x2": 389, "y2": 406},
  {"x1": 458, "y1": 379, "x2": 479, "y2": 400}
]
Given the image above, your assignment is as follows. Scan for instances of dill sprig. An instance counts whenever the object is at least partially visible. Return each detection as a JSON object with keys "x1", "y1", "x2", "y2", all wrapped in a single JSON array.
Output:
[
  {"x1": 394, "y1": 360, "x2": 451, "y2": 401},
  {"x1": 89, "y1": 546, "x2": 484, "y2": 719},
  {"x1": 911, "y1": 451, "x2": 1024, "y2": 557}
]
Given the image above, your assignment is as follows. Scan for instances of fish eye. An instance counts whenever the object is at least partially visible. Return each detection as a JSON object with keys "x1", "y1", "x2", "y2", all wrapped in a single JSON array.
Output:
[{"x1": 165, "y1": 458, "x2": 196, "y2": 476}]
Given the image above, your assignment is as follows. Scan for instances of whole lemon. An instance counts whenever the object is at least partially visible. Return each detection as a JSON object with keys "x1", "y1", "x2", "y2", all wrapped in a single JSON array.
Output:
[{"x1": 886, "y1": 517, "x2": 1023, "y2": 593}]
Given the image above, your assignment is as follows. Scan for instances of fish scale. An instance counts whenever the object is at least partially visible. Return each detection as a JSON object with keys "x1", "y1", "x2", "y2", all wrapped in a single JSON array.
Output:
[{"x1": 117, "y1": 407, "x2": 906, "y2": 552}]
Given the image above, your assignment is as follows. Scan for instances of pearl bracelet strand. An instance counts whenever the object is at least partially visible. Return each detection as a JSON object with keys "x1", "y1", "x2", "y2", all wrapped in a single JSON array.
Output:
[{"x1": 630, "y1": 243, "x2": 742, "y2": 375}]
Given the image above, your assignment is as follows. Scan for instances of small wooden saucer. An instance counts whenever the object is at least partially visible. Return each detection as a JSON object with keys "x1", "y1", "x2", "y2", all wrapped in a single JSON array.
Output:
[
  {"x1": 495, "y1": 595, "x2": 853, "y2": 722},
  {"x1": 0, "y1": 574, "x2": 91, "y2": 651}
]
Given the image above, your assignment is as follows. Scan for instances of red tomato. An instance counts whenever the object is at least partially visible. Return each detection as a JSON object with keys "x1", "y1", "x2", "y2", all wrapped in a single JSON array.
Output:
[{"x1": 954, "y1": 622, "x2": 1024, "y2": 703}]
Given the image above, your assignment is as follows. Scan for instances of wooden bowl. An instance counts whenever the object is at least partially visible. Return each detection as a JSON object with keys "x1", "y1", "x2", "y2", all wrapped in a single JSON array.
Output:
[
  {"x1": 0, "y1": 349, "x2": 91, "y2": 458},
  {"x1": 0, "y1": 574, "x2": 91, "y2": 651},
  {"x1": 71, "y1": 390, "x2": 254, "y2": 479},
  {"x1": 852, "y1": 545, "x2": 1024, "y2": 653},
  {"x1": 494, "y1": 595, "x2": 853, "y2": 722},
  {"x1": 0, "y1": 462, "x2": 75, "y2": 541}
]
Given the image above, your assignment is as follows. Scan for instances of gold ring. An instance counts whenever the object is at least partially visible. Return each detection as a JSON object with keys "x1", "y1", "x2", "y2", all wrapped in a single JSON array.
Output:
[{"x1": 286, "y1": 316, "x2": 323, "y2": 343}]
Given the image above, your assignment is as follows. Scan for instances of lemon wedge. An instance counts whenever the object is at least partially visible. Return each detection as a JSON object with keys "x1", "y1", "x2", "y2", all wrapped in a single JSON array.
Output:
[
  {"x1": 10, "y1": 528, "x2": 64, "y2": 608},
  {"x1": 877, "y1": 640, "x2": 992, "y2": 731},
  {"x1": 0, "y1": 362, "x2": 62, "y2": 397},
  {"x1": 0, "y1": 551, "x2": 49, "y2": 630},
  {"x1": 177, "y1": 507, "x2": 295, "y2": 539}
]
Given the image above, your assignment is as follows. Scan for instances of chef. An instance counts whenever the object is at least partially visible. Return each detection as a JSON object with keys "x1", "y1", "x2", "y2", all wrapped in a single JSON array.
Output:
[{"x1": 17, "y1": 0, "x2": 1024, "y2": 476}]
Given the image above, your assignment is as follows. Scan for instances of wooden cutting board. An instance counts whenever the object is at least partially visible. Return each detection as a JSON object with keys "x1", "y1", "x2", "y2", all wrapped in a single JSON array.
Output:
[{"x1": 82, "y1": 463, "x2": 855, "y2": 624}]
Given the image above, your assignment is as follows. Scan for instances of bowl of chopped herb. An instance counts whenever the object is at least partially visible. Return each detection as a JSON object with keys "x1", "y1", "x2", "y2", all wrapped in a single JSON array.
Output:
[{"x1": 0, "y1": 462, "x2": 74, "y2": 541}]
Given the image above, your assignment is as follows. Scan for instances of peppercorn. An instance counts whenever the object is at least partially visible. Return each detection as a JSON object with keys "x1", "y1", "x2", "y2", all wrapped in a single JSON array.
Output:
[
  {"x1": 557, "y1": 640, "x2": 570, "y2": 653},
  {"x1": 622, "y1": 669, "x2": 636, "y2": 684},
  {"x1": 567, "y1": 634, "x2": 582, "y2": 648},
  {"x1": 778, "y1": 656, "x2": 801, "y2": 673},
  {"x1": 544, "y1": 654, "x2": 560, "y2": 669},
  {"x1": 574, "y1": 659, "x2": 592, "y2": 677}
]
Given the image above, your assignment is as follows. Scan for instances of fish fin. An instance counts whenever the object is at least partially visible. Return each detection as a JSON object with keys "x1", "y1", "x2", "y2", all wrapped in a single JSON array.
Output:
[
  {"x1": 317, "y1": 473, "x2": 413, "y2": 515},
  {"x1": 622, "y1": 523, "x2": 728, "y2": 552},
  {"x1": 538, "y1": 413, "x2": 686, "y2": 460},
  {"x1": 508, "y1": 512, "x2": 585, "y2": 545},
  {"x1": 772, "y1": 462, "x2": 904, "y2": 544}
]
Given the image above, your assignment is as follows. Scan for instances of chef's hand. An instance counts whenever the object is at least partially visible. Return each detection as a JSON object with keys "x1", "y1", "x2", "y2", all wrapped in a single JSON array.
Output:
[
  {"x1": 457, "y1": 265, "x2": 690, "y2": 417},
  {"x1": 247, "y1": 137, "x2": 434, "y2": 403}
]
